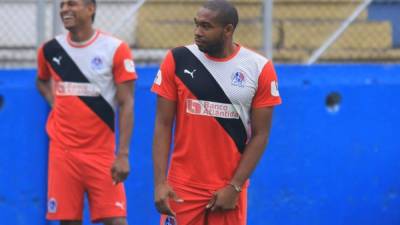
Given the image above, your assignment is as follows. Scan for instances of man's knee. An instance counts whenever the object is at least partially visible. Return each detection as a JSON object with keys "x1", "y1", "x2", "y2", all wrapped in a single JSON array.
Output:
[
  {"x1": 60, "y1": 221, "x2": 82, "y2": 225},
  {"x1": 102, "y1": 217, "x2": 127, "y2": 225}
]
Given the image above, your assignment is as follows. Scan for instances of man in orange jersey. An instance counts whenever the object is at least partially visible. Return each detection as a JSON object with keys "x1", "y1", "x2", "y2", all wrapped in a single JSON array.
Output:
[
  {"x1": 151, "y1": 0, "x2": 281, "y2": 224},
  {"x1": 36, "y1": 0, "x2": 136, "y2": 224}
]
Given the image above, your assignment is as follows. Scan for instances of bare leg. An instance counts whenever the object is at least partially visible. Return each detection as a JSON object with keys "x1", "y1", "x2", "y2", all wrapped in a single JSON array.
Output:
[
  {"x1": 60, "y1": 221, "x2": 82, "y2": 225},
  {"x1": 102, "y1": 217, "x2": 128, "y2": 225}
]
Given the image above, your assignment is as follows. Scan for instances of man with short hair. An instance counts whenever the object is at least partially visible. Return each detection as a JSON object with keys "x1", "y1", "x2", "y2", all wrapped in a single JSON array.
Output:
[
  {"x1": 36, "y1": 0, "x2": 136, "y2": 224},
  {"x1": 151, "y1": 0, "x2": 282, "y2": 224}
]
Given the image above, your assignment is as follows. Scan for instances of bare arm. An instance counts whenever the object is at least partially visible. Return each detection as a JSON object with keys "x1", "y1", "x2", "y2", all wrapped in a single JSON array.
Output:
[
  {"x1": 111, "y1": 80, "x2": 135, "y2": 184},
  {"x1": 208, "y1": 107, "x2": 274, "y2": 211},
  {"x1": 116, "y1": 80, "x2": 135, "y2": 156},
  {"x1": 153, "y1": 96, "x2": 175, "y2": 185},
  {"x1": 230, "y1": 107, "x2": 274, "y2": 187},
  {"x1": 153, "y1": 96, "x2": 182, "y2": 216},
  {"x1": 36, "y1": 78, "x2": 54, "y2": 107}
]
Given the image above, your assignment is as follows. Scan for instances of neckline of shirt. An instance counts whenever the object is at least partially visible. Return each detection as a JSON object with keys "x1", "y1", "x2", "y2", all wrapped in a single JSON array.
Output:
[
  {"x1": 67, "y1": 30, "x2": 100, "y2": 48},
  {"x1": 204, "y1": 43, "x2": 241, "y2": 62}
]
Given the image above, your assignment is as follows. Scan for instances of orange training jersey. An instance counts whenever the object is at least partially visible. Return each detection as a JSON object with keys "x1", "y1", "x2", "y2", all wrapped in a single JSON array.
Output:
[
  {"x1": 151, "y1": 44, "x2": 281, "y2": 189},
  {"x1": 37, "y1": 30, "x2": 137, "y2": 152}
]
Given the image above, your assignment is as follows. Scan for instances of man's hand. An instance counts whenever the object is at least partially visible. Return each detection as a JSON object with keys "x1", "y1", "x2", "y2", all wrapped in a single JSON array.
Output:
[
  {"x1": 111, "y1": 152, "x2": 130, "y2": 185},
  {"x1": 154, "y1": 182, "x2": 183, "y2": 217},
  {"x1": 206, "y1": 185, "x2": 240, "y2": 211}
]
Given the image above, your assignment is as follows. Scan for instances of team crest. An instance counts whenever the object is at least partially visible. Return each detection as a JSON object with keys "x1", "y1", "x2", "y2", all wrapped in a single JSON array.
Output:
[
  {"x1": 231, "y1": 71, "x2": 246, "y2": 87},
  {"x1": 48, "y1": 198, "x2": 57, "y2": 213},
  {"x1": 271, "y1": 80, "x2": 280, "y2": 97},
  {"x1": 154, "y1": 70, "x2": 162, "y2": 85},
  {"x1": 165, "y1": 216, "x2": 177, "y2": 225},
  {"x1": 91, "y1": 56, "x2": 104, "y2": 70},
  {"x1": 124, "y1": 59, "x2": 135, "y2": 73}
]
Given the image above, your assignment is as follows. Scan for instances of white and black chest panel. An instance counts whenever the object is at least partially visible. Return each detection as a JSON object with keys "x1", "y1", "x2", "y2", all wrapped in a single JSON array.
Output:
[
  {"x1": 42, "y1": 34, "x2": 121, "y2": 131},
  {"x1": 172, "y1": 45, "x2": 268, "y2": 153},
  {"x1": 55, "y1": 35, "x2": 121, "y2": 110}
]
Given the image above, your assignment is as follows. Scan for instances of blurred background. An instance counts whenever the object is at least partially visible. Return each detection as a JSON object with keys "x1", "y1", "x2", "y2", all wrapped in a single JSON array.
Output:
[
  {"x1": 0, "y1": 0, "x2": 399, "y2": 225},
  {"x1": 1, "y1": 0, "x2": 400, "y2": 66}
]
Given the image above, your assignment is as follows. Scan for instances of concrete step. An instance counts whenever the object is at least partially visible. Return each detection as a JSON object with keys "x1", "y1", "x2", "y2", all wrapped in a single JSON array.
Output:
[
  {"x1": 273, "y1": 48, "x2": 400, "y2": 62},
  {"x1": 282, "y1": 21, "x2": 392, "y2": 50}
]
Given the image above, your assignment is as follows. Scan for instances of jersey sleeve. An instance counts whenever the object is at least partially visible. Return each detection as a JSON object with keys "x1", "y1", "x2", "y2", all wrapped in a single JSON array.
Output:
[
  {"x1": 37, "y1": 45, "x2": 51, "y2": 80},
  {"x1": 252, "y1": 61, "x2": 282, "y2": 108},
  {"x1": 151, "y1": 50, "x2": 177, "y2": 101},
  {"x1": 112, "y1": 41, "x2": 137, "y2": 83}
]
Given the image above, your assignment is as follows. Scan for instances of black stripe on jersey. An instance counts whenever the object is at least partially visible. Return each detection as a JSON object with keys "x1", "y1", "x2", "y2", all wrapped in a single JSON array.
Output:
[
  {"x1": 43, "y1": 39, "x2": 115, "y2": 132},
  {"x1": 172, "y1": 46, "x2": 247, "y2": 153}
]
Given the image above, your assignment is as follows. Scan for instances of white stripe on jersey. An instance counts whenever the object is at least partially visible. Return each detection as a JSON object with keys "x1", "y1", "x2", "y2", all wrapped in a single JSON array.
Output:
[
  {"x1": 186, "y1": 99, "x2": 240, "y2": 119},
  {"x1": 55, "y1": 81, "x2": 101, "y2": 97}
]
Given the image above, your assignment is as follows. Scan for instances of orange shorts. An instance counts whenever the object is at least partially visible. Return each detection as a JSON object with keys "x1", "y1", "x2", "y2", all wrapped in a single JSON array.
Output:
[
  {"x1": 160, "y1": 181, "x2": 247, "y2": 225},
  {"x1": 46, "y1": 144, "x2": 127, "y2": 222}
]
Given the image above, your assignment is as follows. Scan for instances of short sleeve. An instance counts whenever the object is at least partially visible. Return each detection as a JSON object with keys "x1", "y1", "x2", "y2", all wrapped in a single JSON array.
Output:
[
  {"x1": 151, "y1": 50, "x2": 177, "y2": 101},
  {"x1": 37, "y1": 45, "x2": 51, "y2": 80},
  {"x1": 112, "y1": 42, "x2": 137, "y2": 83},
  {"x1": 252, "y1": 61, "x2": 282, "y2": 108}
]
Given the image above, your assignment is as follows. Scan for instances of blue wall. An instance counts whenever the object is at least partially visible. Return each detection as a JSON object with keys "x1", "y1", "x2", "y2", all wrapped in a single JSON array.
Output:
[{"x1": 0, "y1": 65, "x2": 399, "y2": 225}]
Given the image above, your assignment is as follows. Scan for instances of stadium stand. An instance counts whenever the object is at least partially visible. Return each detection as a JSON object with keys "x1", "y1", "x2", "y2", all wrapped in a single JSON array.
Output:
[
  {"x1": 135, "y1": 0, "x2": 400, "y2": 62},
  {"x1": 0, "y1": 0, "x2": 399, "y2": 65}
]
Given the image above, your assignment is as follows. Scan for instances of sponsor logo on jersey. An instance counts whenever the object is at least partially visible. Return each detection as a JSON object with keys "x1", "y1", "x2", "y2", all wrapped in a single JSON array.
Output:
[
  {"x1": 115, "y1": 201, "x2": 125, "y2": 210},
  {"x1": 165, "y1": 216, "x2": 177, "y2": 225},
  {"x1": 48, "y1": 198, "x2": 57, "y2": 213},
  {"x1": 183, "y1": 69, "x2": 196, "y2": 78},
  {"x1": 186, "y1": 99, "x2": 239, "y2": 119},
  {"x1": 91, "y1": 56, "x2": 104, "y2": 70},
  {"x1": 52, "y1": 56, "x2": 62, "y2": 66},
  {"x1": 154, "y1": 70, "x2": 162, "y2": 85},
  {"x1": 55, "y1": 81, "x2": 101, "y2": 97},
  {"x1": 232, "y1": 71, "x2": 246, "y2": 87},
  {"x1": 271, "y1": 80, "x2": 280, "y2": 97},
  {"x1": 124, "y1": 59, "x2": 135, "y2": 73}
]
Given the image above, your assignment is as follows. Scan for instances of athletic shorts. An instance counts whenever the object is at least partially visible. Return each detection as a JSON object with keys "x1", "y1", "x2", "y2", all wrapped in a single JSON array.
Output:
[
  {"x1": 160, "y1": 181, "x2": 247, "y2": 225},
  {"x1": 46, "y1": 143, "x2": 127, "y2": 222}
]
